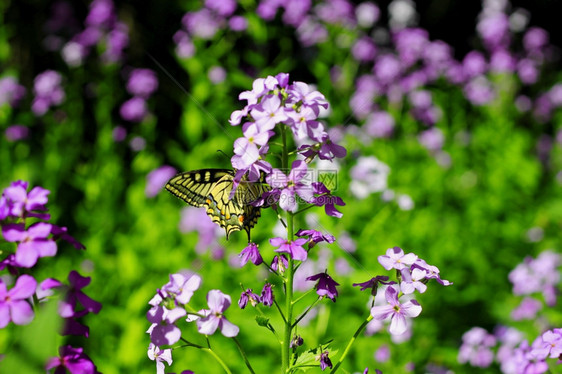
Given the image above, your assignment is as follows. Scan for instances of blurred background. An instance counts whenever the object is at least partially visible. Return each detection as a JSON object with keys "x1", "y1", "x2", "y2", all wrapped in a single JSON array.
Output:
[{"x1": 1, "y1": 0, "x2": 561, "y2": 373}]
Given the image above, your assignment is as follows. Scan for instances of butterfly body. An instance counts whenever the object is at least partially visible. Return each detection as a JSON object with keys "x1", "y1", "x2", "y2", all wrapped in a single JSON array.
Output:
[{"x1": 165, "y1": 169, "x2": 268, "y2": 240}]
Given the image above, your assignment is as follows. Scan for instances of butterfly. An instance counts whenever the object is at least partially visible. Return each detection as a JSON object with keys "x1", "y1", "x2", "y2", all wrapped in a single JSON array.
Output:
[{"x1": 165, "y1": 169, "x2": 269, "y2": 240}]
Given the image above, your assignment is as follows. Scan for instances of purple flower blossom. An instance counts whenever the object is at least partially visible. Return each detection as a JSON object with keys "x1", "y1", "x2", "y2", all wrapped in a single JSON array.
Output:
[
  {"x1": 267, "y1": 160, "x2": 314, "y2": 212},
  {"x1": 182, "y1": 9, "x2": 221, "y2": 39},
  {"x1": 411, "y1": 258, "x2": 451, "y2": 286},
  {"x1": 353, "y1": 275, "x2": 394, "y2": 296},
  {"x1": 120, "y1": 96, "x2": 147, "y2": 122},
  {"x1": 5, "y1": 125, "x2": 29, "y2": 142},
  {"x1": 229, "y1": 16, "x2": 248, "y2": 31},
  {"x1": 162, "y1": 273, "x2": 202, "y2": 305},
  {"x1": 511, "y1": 297, "x2": 542, "y2": 321},
  {"x1": 260, "y1": 282, "x2": 274, "y2": 306},
  {"x1": 85, "y1": 0, "x2": 115, "y2": 28},
  {"x1": 463, "y1": 77, "x2": 495, "y2": 106},
  {"x1": 374, "y1": 55, "x2": 402, "y2": 86},
  {"x1": 147, "y1": 305, "x2": 186, "y2": 345},
  {"x1": 290, "y1": 335, "x2": 304, "y2": 348},
  {"x1": 239, "y1": 242, "x2": 263, "y2": 266},
  {"x1": 394, "y1": 28, "x2": 428, "y2": 68},
  {"x1": 127, "y1": 69, "x2": 158, "y2": 98},
  {"x1": 318, "y1": 350, "x2": 332, "y2": 371},
  {"x1": 462, "y1": 51, "x2": 487, "y2": 79},
  {"x1": 296, "y1": 229, "x2": 335, "y2": 247},
  {"x1": 400, "y1": 267, "x2": 428, "y2": 294},
  {"x1": 147, "y1": 343, "x2": 172, "y2": 374},
  {"x1": 271, "y1": 255, "x2": 289, "y2": 273},
  {"x1": 490, "y1": 49, "x2": 516, "y2": 73},
  {"x1": 365, "y1": 111, "x2": 394, "y2": 138},
  {"x1": 311, "y1": 182, "x2": 345, "y2": 218},
  {"x1": 418, "y1": 127, "x2": 444, "y2": 152},
  {"x1": 378, "y1": 247, "x2": 417, "y2": 271},
  {"x1": 0, "y1": 76, "x2": 26, "y2": 107},
  {"x1": 251, "y1": 95, "x2": 289, "y2": 130},
  {"x1": 270, "y1": 237, "x2": 309, "y2": 261},
  {"x1": 306, "y1": 271, "x2": 339, "y2": 302},
  {"x1": 352, "y1": 36, "x2": 377, "y2": 62},
  {"x1": 531, "y1": 329, "x2": 562, "y2": 360},
  {"x1": 370, "y1": 286, "x2": 421, "y2": 335},
  {"x1": 173, "y1": 31, "x2": 196, "y2": 58},
  {"x1": 45, "y1": 345, "x2": 99, "y2": 374},
  {"x1": 59, "y1": 271, "x2": 103, "y2": 318},
  {"x1": 458, "y1": 327, "x2": 496, "y2": 368},
  {"x1": 374, "y1": 344, "x2": 390, "y2": 362},
  {"x1": 146, "y1": 166, "x2": 177, "y2": 198},
  {"x1": 196, "y1": 290, "x2": 239, "y2": 337},
  {"x1": 517, "y1": 59, "x2": 538, "y2": 85},
  {"x1": 208, "y1": 66, "x2": 227, "y2": 84},
  {"x1": 1, "y1": 180, "x2": 49, "y2": 219},
  {"x1": 477, "y1": 12, "x2": 510, "y2": 50},
  {"x1": 239, "y1": 289, "x2": 260, "y2": 309},
  {"x1": 103, "y1": 22, "x2": 129, "y2": 63},
  {"x1": 2, "y1": 223, "x2": 57, "y2": 268},
  {"x1": 0, "y1": 275, "x2": 37, "y2": 327},
  {"x1": 32, "y1": 70, "x2": 65, "y2": 116},
  {"x1": 205, "y1": 0, "x2": 237, "y2": 17},
  {"x1": 523, "y1": 27, "x2": 549, "y2": 53},
  {"x1": 356, "y1": 2, "x2": 379, "y2": 28}
]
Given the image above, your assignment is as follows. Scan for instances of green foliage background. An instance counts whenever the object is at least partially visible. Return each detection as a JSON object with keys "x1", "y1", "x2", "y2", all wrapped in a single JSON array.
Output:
[{"x1": 1, "y1": 1, "x2": 561, "y2": 373}]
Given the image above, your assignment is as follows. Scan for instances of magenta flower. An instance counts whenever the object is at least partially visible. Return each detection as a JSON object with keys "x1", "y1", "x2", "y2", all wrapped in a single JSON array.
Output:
[
  {"x1": 260, "y1": 282, "x2": 274, "y2": 306},
  {"x1": 311, "y1": 182, "x2": 345, "y2": 218},
  {"x1": 147, "y1": 305, "x2": 186, "y2": 345},
  {"x1": 1, "y1": 180, "x2": 49, "y2": 218},
  {"x1": 296, "y1": 229, "x2": 335, "y2": 247},
  {"x1": 5, "y1": 125, "x2": 29, "y2": 142},
  {"x1": 0, "y1": 76, "x2": 26, "y2": 107},
  {"x1": 0, "y1": 275, "x2": 37, "y2": 327},
  {"x1": 531, "y1": 329, "x2": 562, "y2": 360},
  {"x1": 2, "y1": 223, "x2": 57, "y2": 267},
  {"x1": 162, "y1": 273, "x2": 202, "y2": 305},
  {"x1": 458, "y1": 327, "x2": 496, "y2": 368},
  {"x1": 287, "y1": 81, "x2": 329, "y2": 115},
  {"x1": 370, "y1": 286, "x2": 422, "y2": 335},
  {"x1": 267, "y1": 160, "x2": 313, "y2": 212},
  {"x1": 318, "y1": 350, "x2": 332, "y2": 371},
  {"x1": 59, "y1": 271, "x2": 102, "y2": 317},
  {"x1": 239, "y1": 242, "x2": 263, "y2": 266},
  {"x1": 146, "y1": 166, "x2": 177, "y2": 198},
  {"x1": 196, "y1": 290, "x2": 239, "y2": 337},
  {"x1": 510, "y1": 297, "x2": 542, "y2": 321},
  {"x1": 306, "y1": 272, "x2": 340, "y2": 302},
  {"x1": 120, "y1": 97, "x2": 147, "y2": 122},
  {"x1": 32, "y1": 70, "x2": 65, "y2": 116},
  {"x1": 147, "y1": 343, "x2": 172, "y2": 374},
  {"x1": 238, "y1": 289, "x2": 260, "y2": 309},
  {"x1": 126, "y1": 68, "x2": 158, "y2": 98},
  {"x1": 270, "y1": 237, "x2": 308, "y2": 261},
  {"x1": 271, "y1": 255, "x2": 289, "y2": 273},
  {"x1": 378, "y1": 247, "x2": 418, "y2": 271},
  {"x1": 45, "y1": 345, "x2": 98, "y2": 374}
]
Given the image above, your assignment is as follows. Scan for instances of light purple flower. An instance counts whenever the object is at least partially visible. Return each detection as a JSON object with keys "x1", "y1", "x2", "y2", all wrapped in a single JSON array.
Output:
[
  {"x1": 1, "y1": 180, "x2": 49, "y2": 218},
  {"x1": 287, "y1": 81, "x2": 328, "y2": 115},
  {"x1": 267, "y1": 160, "x2": 314, "y2": 212},
  {"x1": 531, "y1": 329, "x2": 562, "y2": 360},
  {"x1": 147, "y1": 343, "x2": 172, "y2": 374},
  {"x1": 490, "y1": 49, "x2": 516, "y2": 73},
  {"x1": 85, "y1": 0, "x2": 115, "y2": 28},
  {"x1": 260, "y1": 282, "x2": 274, "y2": 306},
  {"x1": 306, "y1": 272, "x2": 340, "y2": 302},
  {"x1": 59, "y1": 271, "x2": 103, "y2": 318},
  {"x1": 127, "y1": 69, "x2": 158, "y2": 98},
  {"x1": 374, "y1": 55, "x2": 402, "y2": 85},
  {"x1": 146, "y1": 166, "x2": 177, "y2": 198},
  {"x1": 120, "y1": 97, "x2": 147, "y2": 122},
  {"x1": 205, "y1": 0, "x2": 236, "y2": 17},
  {"x1": 174, "y1": 30, "x2": 196, "y2": 58},
  {"x1": 462, "y1": 51, "x2": 487, "y2": 79},
  {"x1": 179, "y1": 207, "x2": 222, "y2": 254},
  {"x1": 229, "y1": 16, "x2": 248, "y2": 31},
  {"x1": 394, "y1": 28, "x2": 428, "y2": 67},
  {"x1": 523, "y1": 27, "x2": 549, "y2": 53},
  {"x1": 45, "y1": 345, "x2": 98, "y2": 374},
  {"x1": 0, "y1": 76, "x2": 26, "y2": 107},
  {"x1": 239, "y1": 242, "x2": 263, "y2": 266},
  {"x1": 364, "y1": 111, "x2": 394, "y2": 138},
  {"x1": 208, "y1": 66, "x2": 227, "y2": 84},
  {"x1": 103, "y1": 22, "x2": 129, "y2": 63},
  {"x1": 374, "y1": 344, "x2": 390, "y2": 363},
  {"x1": 182, "y1": 9, "x2": 221, "y2": 39},
  {"x1": 271, "y1": 255, "x2": 289, "y2": 273},
  {"x1": 370, "y1": 286, "x2": 421, "y2": 335},
  {"x1": 5, "y1": 125, "x2": 29, "y2": 142},
  {"x1": 196, "y1": 290, "x2": 239, "y2": 337},
  {"x1": 0, "y1": 275, "x2": 37, "y2": 327},
  {"x1": 378, "y1": 247, "x2": 417, "y2": 271},
  {"x1": 162, "y1": 273, "x2": 202, "y2": 305},
  {"x1": 463, "y1": 77, "x2": 495, "y2": 106},
  {"x1": 251, "y1": 95, "x2": 289, "y2": 130},
  {"x1": 517, "y1": 59, "x2": 538, "y2": 85},
  {"x1": 238, "y1": 289, "x2": 260, "y2": 309},
  {"x1": 353, "y1": 276, "x2": 394, "y2": 296},
  {"x1": 2, "y1": 223, "x2": 57, "y2": 268},
  {"x1": 270, "y1": 237, "x2": 308, "y2": 261},
  {"x1": 418, "y1": 127, "x2": 444, "y2": 151},
  {"x1": 296, "y1": 229, "x2": 335, "y2": 247},
  {"x1": 458, "y1": 327, "x2": 496, "y2": 368},
  {"x1": 411, "y1": 258, "x2": 451, "y2": 286},
  {"x1": 352, "y1": 36, "x2": 377, "y2": 63},
  {"x1": 400, "y1": 268, "x2": 428, "y2": 294},
  {"x1": 477, "y1": 12, "x2": 509, "y2": 50},
  {"x1": 355, "y1": 2, "x2": 380, "y2": 28},
  {"x1": 32, "y1": 70, "x2": 65, "y2": 116},
  {"x1": 147, "y1": 305, "x2": 186, "y2": 345}
]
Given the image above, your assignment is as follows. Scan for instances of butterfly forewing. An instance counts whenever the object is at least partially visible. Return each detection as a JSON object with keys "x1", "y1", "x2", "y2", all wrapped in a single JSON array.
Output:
[{"x1": 165, "y1": 169, "x2": 233, "y2": 207}]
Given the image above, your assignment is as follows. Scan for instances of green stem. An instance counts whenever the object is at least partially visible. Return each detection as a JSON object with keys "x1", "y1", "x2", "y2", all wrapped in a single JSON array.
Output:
[
  {"x1": 329, "y1": 314, "x2": 373, "y2": 374},
  {"x1": 203, "y1": 347, "x2": 233, "y2": 374},
  {"x1": 234, "y1": 337, "x2": 256, "y2": 374}
]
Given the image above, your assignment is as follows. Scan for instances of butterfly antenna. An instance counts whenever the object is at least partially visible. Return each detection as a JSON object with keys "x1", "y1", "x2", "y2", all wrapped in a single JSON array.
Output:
[{"x1": 216, "y1": 150, "x2": 230, "y2": 161}]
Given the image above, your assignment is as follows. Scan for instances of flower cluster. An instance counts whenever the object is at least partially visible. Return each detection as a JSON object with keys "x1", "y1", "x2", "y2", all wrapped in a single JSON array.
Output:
[
  {"x1": 0, "y1": 76, "x2": 26, "y2": 108},
  {"x1": 146, "y1": 272, "x2": 239, "y2": 373},
  {"x1": 32, "y1": 70, "x2": 65, "y2": 116},
  {"x1": 0, "y1": 180, "x2": 100, "y2": 372},
  {"x1": 120, "y1": 68, "x2": 159, "y2": 123},
  {"x1": 355, "y1": 247, "x2": 451, "y2": 337}
]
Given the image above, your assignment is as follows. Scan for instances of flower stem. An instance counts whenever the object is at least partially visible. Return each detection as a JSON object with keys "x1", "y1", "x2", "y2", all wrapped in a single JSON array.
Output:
[
  {"x1": 234, "y1": 336, "x2": 256, "y2": 374},
  {"x1": 203, "y1": 347, "x2": 233, "y2": 374},
  {"x1": 329, "y1": 314, "x2": 373, "y2": 374}
]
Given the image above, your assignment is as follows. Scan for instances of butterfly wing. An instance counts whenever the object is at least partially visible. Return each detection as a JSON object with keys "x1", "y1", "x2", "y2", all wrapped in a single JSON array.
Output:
[{"x1": 165, "y1": 169, "x2": 233, "y2": 207}]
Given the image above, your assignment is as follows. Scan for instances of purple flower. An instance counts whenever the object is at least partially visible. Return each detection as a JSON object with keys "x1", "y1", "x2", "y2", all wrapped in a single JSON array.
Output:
[
  {"x1": 196, "y1": 290, "x2": 239, "y2": 337},
  {"x1": 290, "y1": 335, "x2": 304, "y2": 348},
  {"x1": 260, "y1": 283, "x2": 274, "y2": 306},
  {"x1": 32, "y1": 70, "x2": 65, "y2": 116},
  {"x1": 517, "y1": 59, "x2": 538, "y2": 85},
  {"x1": 147, "y1": 305, "x2": 186, "y2": 345},
  {"x1": 352, "y1": 36, "x2": 377, "y2": 62},
  {"x1": 162, "y1": 273, "x2": 202, "y2": 305},
  {"x1": 523, "y1": 27, "x2": 549, "y2": 53},
  {"x1": 120, "y1": 96, "x2": 147, "y2": 122},
  {"x1": 378, "y1": 247, "x2": 417, "y2": 271},
  {"x1": 365, "y1": 111, "x2": 394, "y2": 138},
  {"x1": 2, "y1": 223, "x2": 57, "y2": 268},
  {"x1": 458, "y1": 327, "x2": 496, "y2": 368},
  {"x1": 229, "y1": 16, "x2": 248, "y2": 31},
  {"x1": 353, "y1": 275, "x2": 394, "y2": 296},
  {"x1": 318, "y1": 350, "x2": 333, "y2": 371},
  {"x1": 5, "y1": 125, "x2": 29, "y2": 142},
  {"x1": 60, "y1": 271, "x2": 103, "y2": 317},
  {"x1": 296, "y1": 229, "x2": 335, "y2": 247},
  {"x1": 85, "y1": 0, "x2": 115, "y2": 28},
  {"x1": 146, "y1": 166, "x2": 177, "y2": 198},
  {"x1": 103, "y1": 22, "x2": 129, "y2": 63},
  {"x1": 0, "y1": 275, "x2": 37, "y2": 327},
  {"x1": 394, "y1": 28, "x2": 429, "y2": 68},
  {"x1": 370, "y1": 286, "x2": 422, "y2": 335},
  {"x1": 127, "y1": 69, "x2": 158, "y2": 98},
  {"x1": 45, "y1": 345, "x2": 98, "y2": 374},
  {"x1": 238, "y1": 289, "x2": 260, "y2": 309},
  {"x1": 270, "y1": 237, "x2": 309, "y2": 261},
  {"x1": 463, "y1": 77, "x2": 495, "y2": 106},
  {"x1": 490, "y1": 49, "x2": 516, "y2": 73},
  {"x1": 0, "y1": 76, "x2": 26, "y2": 107},
  {"x1": 306, "y1": 271, "x2": 339, "y2": 302},
  {"x1": 531, "y1": 329, "x2": 562, "y2": 360},
  {"x1": 511, "y1": 297, "x2": 542, "y2": 321},
  {"x1": 477, "y1": 12, "x2": 509, "y2": 50},
  {"x1": 239, "y1": 242, "x2": 263, "y2": 266},
  {"x1": 287, "y1": 81, "x2": 329, "y2": 115},
  {"x1": 267, "y1": 160, "x2": 314, "y2": 212},
  {"x1": 374, "y1": 55, "x2": 402, "y2": 86},
  {"x1": 411, "y1": 258, "x2": 451, "y2": 286},
  {"x1": 1, "y1": 180, "x2": 49, "y2": 218},
  {"x1": 182, "y1": 9, "x2": 221, "y2": 39},
  {"x1": 311, "y1": 182, "x2": 345, "y2": 218},
  {"x1": 374, "y1": 344, "x2": 390, "y2": 363},
  {"x1": 462, "y1": 51, "x2": 487, "y2": 79},
  {"x1": 400, "y1": 268, "x2": 427, "y2": 294},
  {"x1": 356, "y1": 2, "x2": 380, "y2": 28},
  {"x1": 205, "y1": 0, "x2": 236, "y2": 17},
  {"x1": 173, "y1": 31, "x2": 195, "y2": 58},
  {"x1": 208, "y1": 66, "x2": 227, "y2": 84},
  {"x1": 147, "y1": 343, "x2": 172, "y2": 374},
  {"x1": 62, "y1": 41, "x2": 87, "y2": 67},
  {"x1": 271, "y1": 255, "x2": 289, "y2": 273},
  {"x1": 251, "y1": 95, "x2": 289, "y2": 130}
]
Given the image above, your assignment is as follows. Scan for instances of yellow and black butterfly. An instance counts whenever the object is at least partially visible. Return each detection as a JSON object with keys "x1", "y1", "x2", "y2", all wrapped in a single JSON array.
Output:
[{"x1": 165, "y1": 169, "x2": 270, "y2": 240}]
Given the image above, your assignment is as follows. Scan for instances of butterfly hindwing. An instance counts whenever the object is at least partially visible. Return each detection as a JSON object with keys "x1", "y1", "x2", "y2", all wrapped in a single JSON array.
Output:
[{"x1": 166, "y1": 169, "x2": 269, "y2": 240}]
